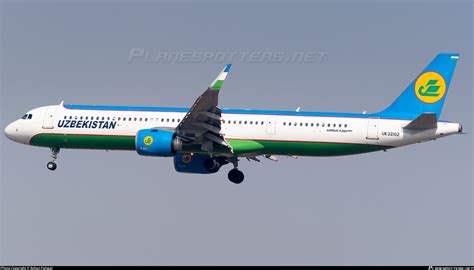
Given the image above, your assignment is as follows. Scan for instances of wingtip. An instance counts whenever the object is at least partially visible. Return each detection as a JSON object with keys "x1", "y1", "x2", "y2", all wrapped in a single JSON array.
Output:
[{"x1": 224, "y1": 64, "x2": 232, "y2": 72}]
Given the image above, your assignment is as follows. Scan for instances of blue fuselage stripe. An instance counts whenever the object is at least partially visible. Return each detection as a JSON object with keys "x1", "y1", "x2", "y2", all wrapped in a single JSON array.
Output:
[{"x1": 63, "y1": 104, "x2": 449, "y2": 122}]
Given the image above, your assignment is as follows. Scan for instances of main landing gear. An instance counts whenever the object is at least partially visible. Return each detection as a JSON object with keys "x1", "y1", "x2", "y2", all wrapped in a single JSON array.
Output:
[
  {"x1": 227, "y1": 157, "x2": 244, "y2": 184},
  {"x1": 47, "y1": 147, "x2": 60, "y2": 171}
]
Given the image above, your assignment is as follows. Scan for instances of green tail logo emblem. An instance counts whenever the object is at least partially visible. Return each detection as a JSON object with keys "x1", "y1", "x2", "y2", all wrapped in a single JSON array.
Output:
[{"x1": 418, "y1": 80, "x2": 441, "y2": 97}]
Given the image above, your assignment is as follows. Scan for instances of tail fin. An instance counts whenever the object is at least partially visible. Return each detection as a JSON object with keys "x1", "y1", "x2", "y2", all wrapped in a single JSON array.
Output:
[{"x1": 378, "y1": 53, "x2": 459, "y2": 120}]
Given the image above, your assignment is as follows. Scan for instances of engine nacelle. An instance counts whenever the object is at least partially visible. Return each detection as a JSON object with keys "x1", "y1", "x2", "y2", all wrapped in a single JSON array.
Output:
[
  {"x1": 136, "y1": 129, "x2": 182, "y2": 157},
  {"x1": 174, "y1": 154, "x2": 226, "y2": 174}
]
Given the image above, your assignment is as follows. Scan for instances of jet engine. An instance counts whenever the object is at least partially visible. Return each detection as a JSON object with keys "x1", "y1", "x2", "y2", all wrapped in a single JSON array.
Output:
[
  {"x1": 135, "y1": 129, "x2": 182, "y2": 157},
  {"x1": 174, "y1": 154, "x2": 228, "y2": 174}
]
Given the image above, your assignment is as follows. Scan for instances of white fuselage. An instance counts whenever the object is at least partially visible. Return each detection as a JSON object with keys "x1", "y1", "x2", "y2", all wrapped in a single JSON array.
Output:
[{"x1": 4, "y1": 104, "x2": 461, "y2": 156}]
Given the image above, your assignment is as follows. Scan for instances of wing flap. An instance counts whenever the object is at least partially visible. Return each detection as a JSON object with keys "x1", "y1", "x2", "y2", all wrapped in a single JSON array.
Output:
[{"x1": 191, "y1": 121, "x2": 221, "y2": 135}]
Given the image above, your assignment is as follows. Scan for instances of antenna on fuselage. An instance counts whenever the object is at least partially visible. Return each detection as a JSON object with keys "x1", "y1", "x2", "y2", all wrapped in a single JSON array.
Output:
[
  {"x1": 296, "y1": 107, "x2": 301, "y2": 112},
  {"x1": 59, "y1": 100, "x2": 64, "y2": 107}
]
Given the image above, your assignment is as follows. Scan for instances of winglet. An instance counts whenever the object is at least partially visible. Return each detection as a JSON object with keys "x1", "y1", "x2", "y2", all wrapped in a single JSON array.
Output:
[{"x1": 209, "y1": 64, "x2": 232, "y2": 89}]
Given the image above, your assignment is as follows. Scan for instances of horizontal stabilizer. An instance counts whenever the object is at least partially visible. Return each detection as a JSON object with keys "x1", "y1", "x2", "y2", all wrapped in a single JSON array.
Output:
[{"x1": 403, "y1": 113, "x2": 437, "y2": 130}]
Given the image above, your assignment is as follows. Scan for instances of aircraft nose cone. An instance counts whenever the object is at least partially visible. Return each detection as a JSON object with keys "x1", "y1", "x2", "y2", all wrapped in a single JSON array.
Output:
[{"x1": 4, "y1": 123, "x2": 15, "y2": 140}]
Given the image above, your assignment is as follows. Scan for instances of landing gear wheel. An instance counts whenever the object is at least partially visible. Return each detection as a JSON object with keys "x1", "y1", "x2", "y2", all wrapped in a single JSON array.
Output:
[
  {"x1": 47, "y1": 147, "x2": 60, "y2": 171},
  {"x1": 228, "y1": 169, "x2": 244, "y2": 184},
  {"x1": 47, "y1": 161, "x2": 57, "y2": 171}
]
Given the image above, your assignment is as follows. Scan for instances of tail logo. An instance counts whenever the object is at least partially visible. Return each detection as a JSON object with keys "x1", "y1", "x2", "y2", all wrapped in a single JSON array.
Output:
[
  {"x1": 415, "y1": 71, "x2": 446, "y2": 103},
  {"x1": 143, "y1": 136, "x2": 153, "y2": 146}
]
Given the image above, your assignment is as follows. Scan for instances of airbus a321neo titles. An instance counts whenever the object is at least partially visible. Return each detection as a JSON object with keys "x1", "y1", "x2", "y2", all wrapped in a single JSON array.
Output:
[{"x1": 4, "y1": 53, "x2": 463, "y2": 184}]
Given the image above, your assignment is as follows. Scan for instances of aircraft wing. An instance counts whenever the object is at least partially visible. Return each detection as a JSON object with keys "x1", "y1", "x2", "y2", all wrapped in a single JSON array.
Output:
[
  {"x1": 174, "y1": 64, "x2": 233, "y2": 154},
  {"x1": 403, "y1": 113, "x2": 438, "y2": 130}
]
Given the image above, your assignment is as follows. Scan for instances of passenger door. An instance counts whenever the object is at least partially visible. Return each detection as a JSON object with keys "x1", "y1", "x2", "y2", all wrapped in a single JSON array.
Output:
[
  {"x1": 366, "y1": 117, "x2": 379, "y2": 140},
  {"x1": 42, "y1": 107, "x2": 57, "y2": 129},
  {"x1": 266, "y1": 117, "x2": 277, "y2": 135}
]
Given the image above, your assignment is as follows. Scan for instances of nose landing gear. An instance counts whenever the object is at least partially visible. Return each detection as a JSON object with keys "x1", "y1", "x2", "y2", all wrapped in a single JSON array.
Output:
[
  {"x1": 47, "y1": 147, "x2": 60, "y2": 171},
  {"x1": 47, "y1": 161, "x2": 57, "y2": 171}
]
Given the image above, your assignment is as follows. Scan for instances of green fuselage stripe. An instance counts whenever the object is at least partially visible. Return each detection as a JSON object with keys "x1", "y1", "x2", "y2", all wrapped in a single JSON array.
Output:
[
  {"x1": 227, "y1": 139, "x2": 388, "y2": 156},
  {"x1": 31, "y1": 134, "x2": 136, "y2": 150},
  {"x1": 30, "y1": 134, "x2": 390, "y2": 156}
]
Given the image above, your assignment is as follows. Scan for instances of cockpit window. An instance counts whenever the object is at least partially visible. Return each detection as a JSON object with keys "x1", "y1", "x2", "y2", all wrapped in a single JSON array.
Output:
[{"x1": 21, "y1": 114, "x2": 33, "y2": 120}]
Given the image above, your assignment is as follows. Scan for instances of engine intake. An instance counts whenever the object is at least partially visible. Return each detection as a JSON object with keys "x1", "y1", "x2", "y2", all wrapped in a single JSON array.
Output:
[{"x1": 136, "y1": 129, "x2": 182, "y2": 157}]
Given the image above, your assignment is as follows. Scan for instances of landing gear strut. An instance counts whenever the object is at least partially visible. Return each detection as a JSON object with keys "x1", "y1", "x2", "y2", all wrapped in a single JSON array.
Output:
[
  {"x1": 47, "y1": 147, "x2": 60, "y2": 171},
  {"x1": 227, "y1": 157, "x2": 244, "y2": 184}
]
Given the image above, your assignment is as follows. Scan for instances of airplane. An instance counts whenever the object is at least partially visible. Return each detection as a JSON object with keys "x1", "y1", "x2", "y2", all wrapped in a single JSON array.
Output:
[{"x1": 4, "y1": 53, "x2": 463, "y2": 184}]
